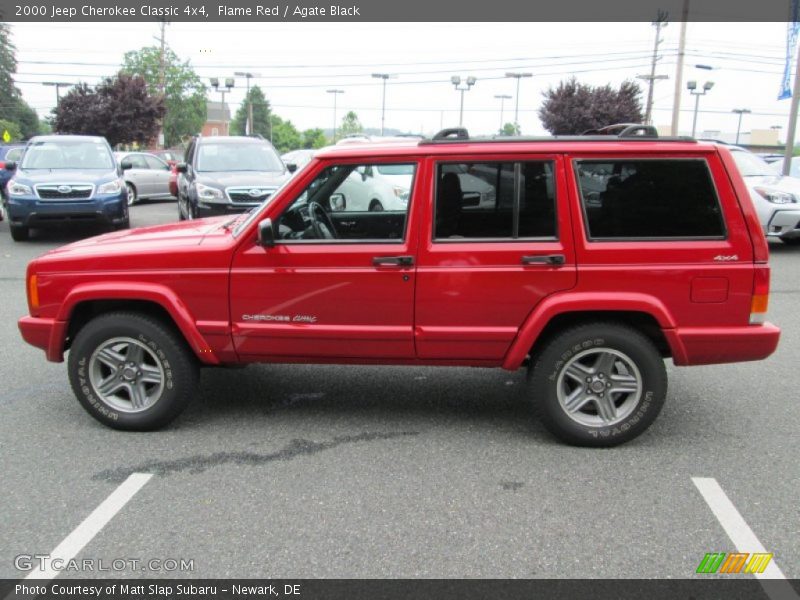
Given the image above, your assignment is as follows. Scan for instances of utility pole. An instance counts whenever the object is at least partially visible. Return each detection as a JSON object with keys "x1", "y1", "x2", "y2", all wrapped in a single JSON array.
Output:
[
  {"x1": 156, "y1": 19, "x2": 168, "y2": 148},
  {"x1": 732, "y1": 108, "x2": 751, "y2": 144},
  {"x1": 638, "y1": 11, "x2": 669, "y2": 125},
  {"x1": 671, "y1": 0, "x2": 690, "y2": 135},
  {"x1": 782, "y1": 38, "x2": 800, "y2": 175},
  {"x1": 42, "y1": 81, "x2": 71, "y2": 104}
]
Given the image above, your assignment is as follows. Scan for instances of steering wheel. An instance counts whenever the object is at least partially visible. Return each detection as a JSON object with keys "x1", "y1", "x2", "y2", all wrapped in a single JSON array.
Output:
[{"x1": 307, "y1": 201, "x2": 338, "y2": 239}]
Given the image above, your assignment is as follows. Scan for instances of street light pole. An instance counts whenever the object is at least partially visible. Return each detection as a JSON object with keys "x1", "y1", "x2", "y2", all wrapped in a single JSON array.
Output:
[
  {"x1": 687, "y1": 80, "x2": 714, "y2": 138},
  {"x1": 494, "y1": 94, "x2": 512, "y2": 132},
  {"x1": 327, "y1": 89, "x2": 344, "y2": 142},
  {"x1": 451, "y1": 76, "x2": 477, "y2": 127},
  {"x1": 371, "y1": 73, "x2": 393, "y2": 136},
  {"x1": 505, "y1": 72, "x2": 531, "y2": 134},
  {"x1": 210, "y1": 77, "x2": 235, "y2": 136},
  {"x1": 732, "y1": 108, "x2": 751, "y2": 145},
  {"x1": 234, "y1": 71, "x2": 259, "y2": 135}
]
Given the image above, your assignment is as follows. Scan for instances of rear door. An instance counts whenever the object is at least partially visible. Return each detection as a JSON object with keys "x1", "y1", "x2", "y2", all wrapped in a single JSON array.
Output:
[{"x1": 415, "y1": 154, "x2": 577, "y2": 361}]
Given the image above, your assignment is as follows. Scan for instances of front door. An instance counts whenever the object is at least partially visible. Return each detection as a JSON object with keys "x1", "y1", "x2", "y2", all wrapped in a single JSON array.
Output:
[{"x1": 230, "y1": 159, "x2": 422, "y2": 361}]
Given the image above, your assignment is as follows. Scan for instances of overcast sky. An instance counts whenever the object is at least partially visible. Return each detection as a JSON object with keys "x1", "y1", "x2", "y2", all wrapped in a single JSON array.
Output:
[{"x1": 6, "y1": 21, "x2": 796, "y2": 140}]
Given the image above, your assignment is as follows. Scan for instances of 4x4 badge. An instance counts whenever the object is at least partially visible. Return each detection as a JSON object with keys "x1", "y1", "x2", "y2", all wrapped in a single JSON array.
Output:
[{"x1": 713, "y1": 255, "x2": 738, "y2": 261}]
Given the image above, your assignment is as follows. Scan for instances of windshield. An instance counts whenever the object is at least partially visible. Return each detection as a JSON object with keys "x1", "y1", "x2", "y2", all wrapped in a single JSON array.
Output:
[
  {"x1": 21, "y1": 140, "x2": 114, "y2": 170},
  {"x1": 730, "y1": 150, "x2": 776, "y2": 177},
  {"x1": 197, "y1": 143, "x2": 283, "y2": 172}
]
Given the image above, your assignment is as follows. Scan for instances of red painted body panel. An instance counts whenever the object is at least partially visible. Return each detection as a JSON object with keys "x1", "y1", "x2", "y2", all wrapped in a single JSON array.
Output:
[{"x1": 17, "y1": 138, "x2": 780, "y2": 371}]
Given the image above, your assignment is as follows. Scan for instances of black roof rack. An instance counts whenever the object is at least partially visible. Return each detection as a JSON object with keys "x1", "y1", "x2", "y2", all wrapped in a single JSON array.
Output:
[{"x1": 421, "y1": 123, "x2": 695, "y2": 145}]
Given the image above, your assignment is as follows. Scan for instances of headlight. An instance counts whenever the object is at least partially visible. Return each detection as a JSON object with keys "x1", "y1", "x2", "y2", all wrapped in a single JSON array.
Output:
[
  {"x1": 98, "y1": 179, "x2": 123, "y2": 194},
  {"x1": 392, "y1": 186, "x2": 409, "y2": 202},
  {"x1": 196, "y1": 183, "x2": 225, "y2": 202},
  {"x1": 754, "y1": 187, "x2": 796, "y2": 204},
  {"x1": 7, "y1": 180, "x2": 32, "y2": 196}
]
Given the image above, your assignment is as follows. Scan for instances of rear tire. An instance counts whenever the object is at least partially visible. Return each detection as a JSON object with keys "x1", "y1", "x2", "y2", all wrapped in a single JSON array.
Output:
[
  {"x1": 10, "y1": 225, "x2": 29, "y2": 241},
  {"x1": 528, "y1": 322, "x2": 667, "y2": 447},
  {"x1": 68, "y1": 312, "x2": 199, "y2": 430}
]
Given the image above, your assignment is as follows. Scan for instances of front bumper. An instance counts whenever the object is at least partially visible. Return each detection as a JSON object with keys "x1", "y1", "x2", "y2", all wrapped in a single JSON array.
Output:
[
  {"x1": 7, "y1": 194, "x2": 127, "y2": 228},
  {"x1": 765, "y1": 208, "x2": 800, "y2": 240},
  {"x1": 667, "y1": 322, "x2": 781, "y2": 366},
  {"x1": 19, "y1": 316, "x2": 68, "y2": 362},
  {"x1": 196, "y1": 201, "x2": 257, "y2": 218}
]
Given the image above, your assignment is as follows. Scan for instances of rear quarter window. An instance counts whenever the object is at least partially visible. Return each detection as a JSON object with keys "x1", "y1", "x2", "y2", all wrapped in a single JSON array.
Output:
[{"x1": 575, "y1": 158, "x2": 726, "y2": 240}]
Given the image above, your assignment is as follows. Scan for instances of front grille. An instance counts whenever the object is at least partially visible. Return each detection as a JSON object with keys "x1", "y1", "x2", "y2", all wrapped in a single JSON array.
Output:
[
  {"x1": 226, "y1": 187, "x2": 275, "y2": 203},
  {"x1": 36, "y1": 185, "x2": 93, "y2": 200}
]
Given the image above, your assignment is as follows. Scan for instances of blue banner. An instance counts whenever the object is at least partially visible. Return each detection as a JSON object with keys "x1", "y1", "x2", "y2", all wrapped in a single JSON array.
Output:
[{"x1": 779, "y1": 0, "x2": 800, "y2": 99}]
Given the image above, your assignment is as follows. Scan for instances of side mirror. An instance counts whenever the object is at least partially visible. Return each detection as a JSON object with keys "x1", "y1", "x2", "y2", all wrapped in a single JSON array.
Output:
[
  {"x1": 257, "y1": 218, "x2": 276, "y2": 248},
  {"x1": 4, "y1": 161, "x2": 16, "y2": 171},
  {"x1": 329, "y1": 193, "x2": 346, "y2": 212},
  {"x1": 176, "y1": 163, "x2": 188, "y2": 174},
  {"x1": 286, "y1": 163, "x2": 298, "y2": 174},
  {"x1": 120, "y1": 160, "x2": 132, "y2": 171}
]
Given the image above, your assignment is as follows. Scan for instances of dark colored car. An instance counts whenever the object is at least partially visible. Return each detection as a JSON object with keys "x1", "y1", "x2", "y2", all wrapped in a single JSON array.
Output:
[
  {"x1": 176, "y1": 136, "x2": 293, "y2": 220},
  {"x1": 3, "y1": 135, "x2": 129, "y2": 241},
  {"x1": 0, "y1": 144, "x2": 26, "y2": 203},
  {"x1": 18, "y1": 126, "x2": 779, "y2": 447}
]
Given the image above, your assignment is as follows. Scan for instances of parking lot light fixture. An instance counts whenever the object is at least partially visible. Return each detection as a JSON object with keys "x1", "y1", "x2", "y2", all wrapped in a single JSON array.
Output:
[
  {"x1": 210, "y1": 77, "x2": 235, "y2": 136},
  {"x1": 233, "y1": 72, "x2": 259, "y2": 135},
  {"x1": 494, "y1": 94, "x2": 512, "y2": 132},
  {"x1": 327, "y1": 89, "x2": 345, "y2": 142},
  {"x1": 371, "y1": 73, "x2": 395, "y2": 136},
  {"x1": 452, "y1": 76, "x2": 477, "y2": 127},
  {"x1": 505, "y1": 72, "x2": 532, "y2": 135},
  {"x1": 688, "y1": 80, "x2": 714, "y2": 138}
]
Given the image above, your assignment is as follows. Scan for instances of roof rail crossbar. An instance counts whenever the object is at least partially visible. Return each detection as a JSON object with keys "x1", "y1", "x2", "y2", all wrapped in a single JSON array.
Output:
[
  {"x1": 432, "y1": 127, "x2": 469, "y2": 141},
  {"x1": 581, "y1": 123, "x2": 659, "y2": 138}
]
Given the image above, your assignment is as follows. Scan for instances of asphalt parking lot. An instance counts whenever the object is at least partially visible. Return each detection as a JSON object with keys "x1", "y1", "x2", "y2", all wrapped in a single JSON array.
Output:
[{"x1": 0, "y1": 199, "x2": 798, "y2": 583}]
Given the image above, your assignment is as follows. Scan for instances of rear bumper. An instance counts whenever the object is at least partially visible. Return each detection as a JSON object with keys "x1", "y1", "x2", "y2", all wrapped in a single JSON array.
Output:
[
  {"x1": 18, "y1": 316, "x2": 67, "y2": 362},
  {"x1": 667, "y1": 322, "x2": 780, "y2": 366}
]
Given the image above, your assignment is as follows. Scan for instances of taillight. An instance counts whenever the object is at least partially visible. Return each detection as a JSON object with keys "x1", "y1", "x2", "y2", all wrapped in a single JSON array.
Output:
[
  {"x1": 750, "y1": 266, "x2": 770, "y2": 324},
  {"x1": 0, "y1": 161, "x2": 5, "y2": 170},
  {"x1": 28, "y1": 273, "x2": 39, "y2": 313}
]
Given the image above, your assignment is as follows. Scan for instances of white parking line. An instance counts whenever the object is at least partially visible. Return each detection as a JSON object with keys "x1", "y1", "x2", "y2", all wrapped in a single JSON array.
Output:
[
  {"x1": 692, "y1": 477, "x2": 799, "y2": 600},
  {"x1": 24, "y1": 473, "x2": 152, "y2": 580}
]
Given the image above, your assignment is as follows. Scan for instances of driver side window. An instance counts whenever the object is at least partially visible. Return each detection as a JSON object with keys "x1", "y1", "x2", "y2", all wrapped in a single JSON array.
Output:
[{"x1": 277, "y1": 162, "x2": 416, "y2": 243}]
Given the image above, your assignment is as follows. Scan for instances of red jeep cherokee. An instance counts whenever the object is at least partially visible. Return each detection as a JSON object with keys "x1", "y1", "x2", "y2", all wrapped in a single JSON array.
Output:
[{"x1": 18, "y1": 126, "x2": 780, "y2": 446}]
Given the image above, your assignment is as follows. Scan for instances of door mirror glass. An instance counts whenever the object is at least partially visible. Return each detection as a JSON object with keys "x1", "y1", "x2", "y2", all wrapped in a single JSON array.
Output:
[
  {"x1": 329, "y1": 193, "x2": 346, "y2": 212},
  {"x1": 120, "y1": 160, "x2": 132, "y2": 171},
  {"x1": 4, "y1": 161, "x2": 16, "y2": 171},
  {"x1": 286, "y1": 162, "x2": 298, "y2": 174},
  {"x1": 176, "y1": 163, "x2": 188, "y2": 174}
]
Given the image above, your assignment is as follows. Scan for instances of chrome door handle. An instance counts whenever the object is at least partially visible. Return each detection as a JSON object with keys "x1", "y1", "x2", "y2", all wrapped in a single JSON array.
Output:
[
  {"x1": 521, "y1": 254, "x2": 565, "y2": 266},
  {"x1": 373, "y1": 255, "x2": 414, "y2": 266}
]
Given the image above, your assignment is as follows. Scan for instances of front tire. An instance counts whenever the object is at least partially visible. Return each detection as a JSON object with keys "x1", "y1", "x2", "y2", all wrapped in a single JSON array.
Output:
[
  {"x1": 126, "y1": 183, "x2": 138, "y2": 206},
  {"x1": 10, "y1": 225, "x2": 29, "y2": 241},
  {"x1": 368, "y1": 199, "x2": 384, "y2": 212},
  {"x1": 528, "y1": 323, "x2": 667, "y2": 447},
  {"x1": 68, "y1": 312, "x2": 199, "y2": 430}
]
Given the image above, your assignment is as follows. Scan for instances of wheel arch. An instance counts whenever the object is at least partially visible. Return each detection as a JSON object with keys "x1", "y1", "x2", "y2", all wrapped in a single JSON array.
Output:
[
  {"x1": 58, "y1": 284, "x2": 220, "y2": 365},
  {"x1": 502, "y1": 292, "x2": 681, "y2": 370}
]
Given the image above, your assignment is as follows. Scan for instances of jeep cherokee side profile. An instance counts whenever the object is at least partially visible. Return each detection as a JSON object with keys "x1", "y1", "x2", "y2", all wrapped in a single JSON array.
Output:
[{"x1": 18, "y1": 127, "x2": 780, "y2": 446}]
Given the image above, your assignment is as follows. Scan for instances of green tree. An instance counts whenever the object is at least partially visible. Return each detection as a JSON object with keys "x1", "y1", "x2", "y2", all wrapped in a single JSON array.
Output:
[
  {"x1": 230, "y1": 86, "x2": 271, "y2": 137},
  {"x1": 339, "y1": 111, "x2": 363, "y2": 137},
  {"x1": 0, "y1": 24, "x2": 41, "y2": 139},
  {"x1": 53, "y1": 74, "x2": 165, "y2": 147},
  {"x1": 270, "y1": 115, "x2": 302, "y2": 153},
  {"x1": 302, "y1": 128, "x2": 328, "y2": 149},
  {"x1": 121, "y1": 46, "x2": 206, "y2": 147},
  {"x1": 499, "y1": 122, "x2": 519, "y2": 136},
  {"x1": 539, "y1": 77, "x2": 643, "y2": 135}
]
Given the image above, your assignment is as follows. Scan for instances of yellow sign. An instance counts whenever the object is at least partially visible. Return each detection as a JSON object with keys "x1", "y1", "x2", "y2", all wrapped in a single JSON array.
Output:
[{"x1": 2, "y1": 130, "x2": 10, "y2": 143}]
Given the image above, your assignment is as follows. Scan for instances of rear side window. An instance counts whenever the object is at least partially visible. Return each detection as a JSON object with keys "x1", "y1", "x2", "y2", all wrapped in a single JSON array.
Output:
[
  {"x1": 575, "y1": 159, "x2": 725, "y2": 240},
  {"x1": 434, "y1": 161, "x2": 557, "y2": 240}
]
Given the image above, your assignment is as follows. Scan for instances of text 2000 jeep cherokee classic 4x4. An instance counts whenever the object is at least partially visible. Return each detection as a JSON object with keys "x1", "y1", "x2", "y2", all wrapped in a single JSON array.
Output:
[{"x1": 18, "y1": 126, "x2": 781, "y2": 446}]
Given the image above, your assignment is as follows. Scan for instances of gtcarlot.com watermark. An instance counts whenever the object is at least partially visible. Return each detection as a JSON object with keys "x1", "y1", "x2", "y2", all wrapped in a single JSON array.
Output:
[{"x1": 14, "y1": 554, "x2": 195, "y2": 573}]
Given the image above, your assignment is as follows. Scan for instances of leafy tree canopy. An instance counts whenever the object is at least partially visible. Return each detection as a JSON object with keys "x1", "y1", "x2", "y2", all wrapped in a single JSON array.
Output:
[
  {"x1": 302, "y1": 128, "x2": 328, "y2": 149},
  {"x1": 121, "y1": 46, "x2": 206, "y2": 147},
  {"x1": 230, "y1": 85, "x2": 271, "y2": 137},
  {"x1": 339, "y1": 111, "x2": 363, "y2": 138},
  {"x1": 538, "y1": 77, "x2": 643, "y2": 135},
  {"x1": 53, "y1": 74, "x2": 165, "y2": 147}
]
